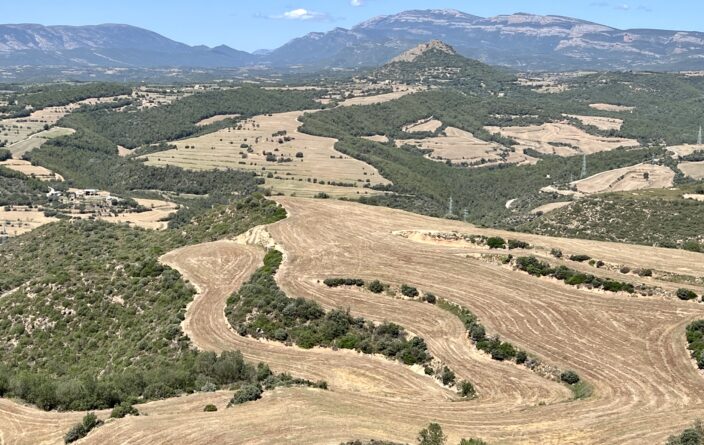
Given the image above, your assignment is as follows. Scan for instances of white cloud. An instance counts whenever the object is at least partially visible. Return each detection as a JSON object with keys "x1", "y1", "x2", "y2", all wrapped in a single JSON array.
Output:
[
  {"x1": 274, "y1": 8, "x2": 328, "y2": 20},
  {"x1": 350, "y1": 0, "x2": 363, "y2": 6}
]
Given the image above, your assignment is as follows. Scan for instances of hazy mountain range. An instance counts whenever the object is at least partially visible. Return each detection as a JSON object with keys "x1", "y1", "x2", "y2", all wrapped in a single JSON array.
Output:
[{"x1": 2, "y1": 9, "x2": 704, "y2": 71}]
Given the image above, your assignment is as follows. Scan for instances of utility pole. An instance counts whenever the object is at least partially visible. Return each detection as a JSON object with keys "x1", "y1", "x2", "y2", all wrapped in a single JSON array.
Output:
[
  {"x1": 698, "y1": 125, "x2": 702, "y2": 145},
  {"x1": 463, "y1": 208, "x2": 468, "y2": 222},
  {"x1": 580, "y1": 154, "x2": 587, "y2": 179},
  {"x1": 448, "y1": 195, "x2": 454, "y2": 217}
]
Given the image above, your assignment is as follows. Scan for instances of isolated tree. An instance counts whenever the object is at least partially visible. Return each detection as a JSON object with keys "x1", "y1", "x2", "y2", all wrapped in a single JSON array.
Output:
[{"x1": 417, "y1": 423, "x2": 446, "y2": 445}]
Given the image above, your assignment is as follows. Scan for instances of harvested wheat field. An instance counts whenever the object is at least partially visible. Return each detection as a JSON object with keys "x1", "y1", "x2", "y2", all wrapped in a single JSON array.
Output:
[
  {"x1": 143, "y1": 110, "x2": 390, "y2": 198},
  {"x1": 338, "y1": 87, "x2": 422, "y2": 107},
  {"x1": 403, "y1": 117, "x2": 443, "y2": 133},
  {"x1": 668, "y1": 144, "x2": 704, "y2": 158},
  {"x1": 5, "y1": 197, "x2": 704, "y2": 443},
  {"x1": 572, "y1": 163, "x2": 675, "y2": 194},
  {"x1": 0, "y1": 159, "x2": 63, "y2": 181},
  {"x1": 678, "y1": 161, "x2": 704, "y2": 180},
  {"x1": 589, "y1": 103, "x2": 635, "y2": 112},
  {"x1": 485, "y1": 122, "x2": 640, "y2": 156},
  {"x1": 6, "y1": 126, "x2": 75, "y2": 158},
  {"x1": 566, "y1": 114, "x2": 623, "y2": 131},
  {"x1": 397, "y1": 126, "x2": 531, "y2": 167},
  {"x1": 0, "y1": 208, "x2": 58, "y2": 237}
]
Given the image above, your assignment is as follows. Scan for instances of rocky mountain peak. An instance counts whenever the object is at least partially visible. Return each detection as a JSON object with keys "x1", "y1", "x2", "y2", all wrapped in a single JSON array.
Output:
[{"x1": 390, "y1": 40, "x2": 457, "y2": 63}]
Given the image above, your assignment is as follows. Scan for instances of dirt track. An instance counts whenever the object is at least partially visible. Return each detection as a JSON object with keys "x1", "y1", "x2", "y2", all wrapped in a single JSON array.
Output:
[{"x1": 5, "y1": 197, "x2": 704, "y2": 444}]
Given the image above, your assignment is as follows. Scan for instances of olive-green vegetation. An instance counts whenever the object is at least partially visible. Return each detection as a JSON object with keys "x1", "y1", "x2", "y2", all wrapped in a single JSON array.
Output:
[
  {"x1": 226, "y1": 250, "x2": 433, "y2": 366},
  {"x1": 10, "y1": 82, "x2": 131, "y2": 112},
  {"x1": 522, "y1": 186, "x2": 704, "y2": 250},
  {"x1": 0, "y1": 148, "x2": 11, "y2": 161},
  {"x1": 686, "y1": 321, "x2": 704, "y2": 369},
  {"x1": 60, "y1": 85, "x2": 324, "y2": 148},
  {"x1": 344, "y1": 423, "x2": 488, "y2": 445},
  {"x1": 64, "y1": 412, "x2": 102, "y2": 444},
  {"x1": 0, "y1": 195, "x2": 289, "y2": 411},
  {"x1": 515, "y1": 256, "x2": 635, "y2": 294},
  {"x1": 301, "y1": 94, "x2": 662, "y2": 225},
  {"x1": 367, "y1": 48, "x2": 515, "y2": 93},
  {"x1": 0, "y1": 165, "x2": 54, "y2": 206},
  {"x1": 667, "y1": 421, "x2": 704, "y2": 445}
]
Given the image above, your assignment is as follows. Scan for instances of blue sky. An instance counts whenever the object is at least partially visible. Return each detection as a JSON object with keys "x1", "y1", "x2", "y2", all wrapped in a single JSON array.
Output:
[{"x1": 1, "y1": 1, "x2": 702, "y2": 52}]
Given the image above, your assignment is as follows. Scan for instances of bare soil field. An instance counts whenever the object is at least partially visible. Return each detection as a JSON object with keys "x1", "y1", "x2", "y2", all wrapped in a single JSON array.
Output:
[
  {"x1": 530, "y1": 201, "x2": 573, "y2": 214},
  {"x1": 589, "y1": 103, "x2": 635, "y2": 112},
  {"x1": 566, "y1": 114, "x2": 623, "y2": 131},
  {"x1": 485, "y1": 122, "x2": 640, "y2": 156},
  {"x1": 338, "y1": 87, "x2": 422, "y2": 107},
  {"x1": 361, "y1": 135, "x2": 390, "y2": 143},
  {"x1": 195, "y1": 114, "x2": 240, "y2": 127},
  {"x1": 142, "y1": 110, "x2": 390, "y2": 198},
  {"x1": 402, "y1": 117, "x2": 443, "y2": 133},
  {"x1": 398, "y1": 126, "x2": 532, "y2": 167},
  {"x1": 571, "y1": 163, "x2": 675, "y2": 194},
  {"x1": 0, "y1": 159, "x2": 63, "y2": 181},
  {"x1": 5, "y1": 197, "x2": 704, "y2": 443},
  {"x1": 679, "y1": 161, "x2": 704, "y2": 180},
  {"x1": 0, "y1": 208, "x2": 58, "y2": 237},
  {"x1": 668, "y1": 144, "x2": 704, "y2": 158}
]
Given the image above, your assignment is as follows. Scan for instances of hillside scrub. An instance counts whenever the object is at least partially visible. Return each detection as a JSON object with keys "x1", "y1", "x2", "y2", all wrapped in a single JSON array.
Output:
[
  {"x1": 64, "y1": 412, "x2": 102, "y2": 444},
  {"x1": 226, "y1": 250, "x2": 433, "y2": 367},
  {"x1": 0, "y1": 195, "x2": 291, "y2": 411},
  {"x1": 667, "y1": 421, "x2": 704, "y2": 445},
  {"x1": 514, "y1": 256, "x2": 636, "y2": 294},
  {"x1": 686, "y1": 321, "x2": 704, "y2": 369}
]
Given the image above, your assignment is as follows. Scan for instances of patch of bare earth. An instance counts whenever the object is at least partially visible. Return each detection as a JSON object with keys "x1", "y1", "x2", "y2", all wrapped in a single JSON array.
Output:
[
  {"x1": 485, "y1": 122, "x2": 639, "y2": 156},
  {"x1": 530, "y1": 201, "x2": 573, "y2": 214},
  {"x1": 572, "y1": 163, "x2": 675, "y2": 194},
  {"x1": 398, "y1": 126, "x2": 533, "y2": 167},
  {"x1": 589, "y1": 103, "x2": 635, "y2": 112},
  {"x1": 566, "y1": 114, "x2": 623, "y2": 131},
  {"x1": 0, "y1": 159, "x2": 62, "y2": 181}
]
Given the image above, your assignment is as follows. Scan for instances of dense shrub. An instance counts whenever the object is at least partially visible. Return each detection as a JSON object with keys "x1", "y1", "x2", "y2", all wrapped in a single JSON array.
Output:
[
  {"x1": 460, "y1": 440, "x2": 488, "y2": 445},
  {"x1": 550, "y1": 248, "x2": 563, "y2": 258},
  {"x1": 486, "y1": 237, "x2": 506, "y2": 249},
  {"x1": 507, "y1": 239, "x2": 530, "y2": 249},
  {"x1": 569, "y1": 254, "x2": 591, "y2": 262},
  {"x1": 110, "y1": 402, "x2": 139, "y2": 419},
  {"x1": 0, "y1": 148, "x2": 10, "y2": 161},
  {"x1": 560, "y1": 371, "x2": 581, "y2": 385},
  {"x1": 667, "y1": 421, "x2": 704, "y2": 445},
  {"x1": 457, "y1": 380, "x2": 476, "y2": 398},
  {"x1": 64, "y1": 413, "x2": 102, "y2": 444},
  {"x1": 677, "y1": 288, "x2": 699, "y2": 301},
  {"x1": 203, "y1": 404, "x2": 218, "y2": 412},
  {"x1": 367, "y1": 280, "x2": 385, "y2": 293},
  {"x1": 227, "y1": 251, "x2": 433, "y2": 367},
  {"x1": 423, "y1": 293, "x2": 437, "y2": 304},
  {"x1": 515, "y1": 256, "x2": 634, "y2": 294},
  {"x1": 228, "y1": 384, "x2": 262, "y2": 406},
  {"x1": 418, "y1": 423, "x2": 446, "y2": 445},
  {"x1": 401, "y1": 284, "x2": 419, "y2": 298},
  {"x1": 440, "y1": 366, "x2": 456, "y2": 386},
  {"x1": 324, "y1": 278, "x2": 365, "y2": 288}
]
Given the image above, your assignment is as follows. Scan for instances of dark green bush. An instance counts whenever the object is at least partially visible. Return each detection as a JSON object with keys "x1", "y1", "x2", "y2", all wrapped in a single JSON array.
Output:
[
  {"x1": 487, "y1": 237, "x2": 506, "y2": 249},
  {"x1": 110, "y1": 402, "x2": 139, "y2": 419},
  {"x1": 677, "y1": 288, "x2": 699, "y2": 301},
  {"x1": 569, "y1": 254, "x2": 591, "y2": 262},
  {"x1": 368, "y1": 280, "x2": 385, "y2": 293},
  {"x1": 423, "y1": 293, "x2": 437, "y2": 304},
  {"x1": 400, "y1": 284, "x2": 419, "y2": 298},
  {"x1": 457, "y1": 380, "x2": 476, "y2": 398},
  {"x1": 560, "y1": 371, "x2": 581, "y2": 385},
  {"x1": 440, "y1": 366, "x2": 456, "y2": 386},
  {"x1": 203, "y1": 404, "x2": 218, "y2": 412},
  {"x1": 507, "y1": 239, "x2": 530, "y2": 249},
  {"x1": 229, "y1": 384, "x2": 262, "y2": 406}
]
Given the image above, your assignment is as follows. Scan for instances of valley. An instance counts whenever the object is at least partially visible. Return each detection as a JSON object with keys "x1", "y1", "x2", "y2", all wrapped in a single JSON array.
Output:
[{"x1": 1, "y1": 6, "x2": 704, "y2": 445}]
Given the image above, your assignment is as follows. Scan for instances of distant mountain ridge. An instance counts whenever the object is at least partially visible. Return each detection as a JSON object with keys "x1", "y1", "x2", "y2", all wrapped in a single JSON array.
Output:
[
  {"x1": 0, "y1": 23, "x2": 254, "y2": 68},
  {"x1": 1, "y1": 9, "x2": 704, "y2": 71}
]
